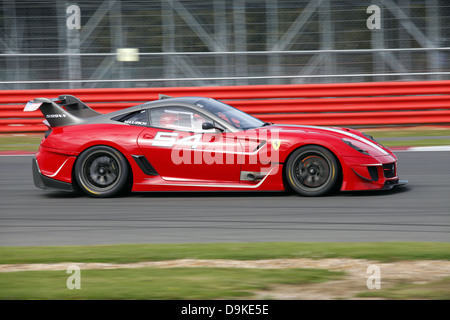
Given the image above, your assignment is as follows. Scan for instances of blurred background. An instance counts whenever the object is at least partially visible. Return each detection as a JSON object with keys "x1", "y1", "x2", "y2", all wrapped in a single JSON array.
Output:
[
  {"x1": 0, "y1": 3, "x2": 449, "y2": 302},
  {"x1": 1, "y1": 0, "x2": 449, "y2": 90}
]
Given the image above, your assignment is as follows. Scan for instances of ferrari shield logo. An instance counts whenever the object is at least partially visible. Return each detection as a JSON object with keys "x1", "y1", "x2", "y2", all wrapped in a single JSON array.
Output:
[{"x1": 272, "y1": 140, "x2": 281, "y2": 150}]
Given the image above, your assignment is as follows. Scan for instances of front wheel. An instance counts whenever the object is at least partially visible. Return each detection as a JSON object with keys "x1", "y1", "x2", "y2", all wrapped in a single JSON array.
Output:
[
  {"x1": 285, "y1": 145, "x2": 340, "y2": 197},
  {"x1": 75, "y1": 146, "x2": 129, "y2": 197}
]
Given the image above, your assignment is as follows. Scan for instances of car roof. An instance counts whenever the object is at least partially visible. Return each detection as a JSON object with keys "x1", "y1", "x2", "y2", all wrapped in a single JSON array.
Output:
[{"x1": 81, "y1": 96, "x2": 239, "y2": 132}]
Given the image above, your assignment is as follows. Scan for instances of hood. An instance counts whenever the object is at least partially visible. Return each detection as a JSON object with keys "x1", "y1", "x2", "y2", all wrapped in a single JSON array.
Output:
[{"x1": 270, "y1": 124, "x2": 395, "y2": 158}]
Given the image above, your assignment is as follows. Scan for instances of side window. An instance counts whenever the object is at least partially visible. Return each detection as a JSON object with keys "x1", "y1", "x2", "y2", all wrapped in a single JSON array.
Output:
[
  {"x1": 217, "y1": 111, "x2": 241, "y2": 128},
  {"x1": 149, "y1": 107, "x2": 216, "y2": 132},
  {"x1": 111, "y1": 110, "x2": 148, "y2": 127}
]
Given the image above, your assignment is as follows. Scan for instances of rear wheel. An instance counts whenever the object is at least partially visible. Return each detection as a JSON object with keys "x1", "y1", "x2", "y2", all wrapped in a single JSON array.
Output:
[
  {"x1": 285, "y1": 145, "x2": 340, "y2": 197},
  {"x1": 75, "y1": 146, "x2": 128, "y2": 197}
]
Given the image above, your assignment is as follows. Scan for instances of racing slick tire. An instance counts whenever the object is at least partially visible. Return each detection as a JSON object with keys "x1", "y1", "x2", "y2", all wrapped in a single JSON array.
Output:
[
  {"x1": 285, "y1": 145, "x2": 340, "y2": 197},
  {"x1": 75, "y1": 145, "x2": 129, "y2": 197}
]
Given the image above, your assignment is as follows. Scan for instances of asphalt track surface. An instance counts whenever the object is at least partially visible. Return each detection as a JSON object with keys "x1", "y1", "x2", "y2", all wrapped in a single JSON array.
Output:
[{"x1": 0, "y1": 151, "x2": 449, "y2": 246}]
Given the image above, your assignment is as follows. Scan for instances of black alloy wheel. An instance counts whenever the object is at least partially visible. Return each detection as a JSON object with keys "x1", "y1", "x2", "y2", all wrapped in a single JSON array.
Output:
[
  {"x1": 286, "y1": 145, "x2": 340, "y2": 196},
  {"x1": 75, "y1": 146, "x2": 129, "y2": 197}
]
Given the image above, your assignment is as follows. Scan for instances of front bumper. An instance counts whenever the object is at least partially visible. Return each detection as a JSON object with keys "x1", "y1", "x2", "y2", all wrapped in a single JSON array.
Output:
[
  {"x1": 340, "y1": 154, "x2": 408, "y2": 191},
  {"x1": 32, "y1": 157, "x2": 74, "y2": 192},
  {"x1": 381, "y1": 179, "x2": 408, "y2": 190}
]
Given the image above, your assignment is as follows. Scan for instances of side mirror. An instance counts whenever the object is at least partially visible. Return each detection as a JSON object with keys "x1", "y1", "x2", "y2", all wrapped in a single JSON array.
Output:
[{"x1": 202, "y1": 122, "x2": 224, "y2": 132}]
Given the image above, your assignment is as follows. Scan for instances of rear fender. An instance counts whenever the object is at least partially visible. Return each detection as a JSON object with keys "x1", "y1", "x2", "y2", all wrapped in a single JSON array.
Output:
[{"x1": 36, "y1": 147, "x2": 76, "y2": 183}]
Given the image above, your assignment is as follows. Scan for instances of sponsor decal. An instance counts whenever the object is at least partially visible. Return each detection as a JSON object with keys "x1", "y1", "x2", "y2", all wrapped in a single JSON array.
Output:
[
  {"x1": 46, "y1": 114, "x2": 66, "y2": 118},
  {"x1": 272, "y1": 140, "x2": 281, "y2": 150},
  {"x1": 124, "y1": 120, "x2": 147, "y2": 126}
]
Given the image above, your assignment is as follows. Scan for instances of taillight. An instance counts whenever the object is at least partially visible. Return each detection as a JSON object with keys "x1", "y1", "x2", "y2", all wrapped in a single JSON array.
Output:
[
  {"x1": 43, "y1": 120, "x2": 52, "y2": 139},
  {"x1": 44, "y1": 129, "x2": 53, "y2": 139}
]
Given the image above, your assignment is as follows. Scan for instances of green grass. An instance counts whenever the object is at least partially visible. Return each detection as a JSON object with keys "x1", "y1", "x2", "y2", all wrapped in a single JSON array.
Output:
[
  {"x1": 0, "y1": 267, "x2": 344, "y2": 300},
  {"x1": 0, "y1": 135, "x2": 41, "y2": 151},
  {"x1": 364, "y1": 129, "x2": 450, "y2": 138},
  {"x1": 1, "y1": 242, "x2": 448, "y2": 300},
  {"x1": 364, "y1": 128, "x2": 450, "y2": 147},
  {"x1": 381, "y1": 139, "x2": 450, "y2": 147},
  {"x1": 1, "y1": 242, "x2": 449, "y2": 265},
  {"x1": 357, "y1": 277, "x2": 450, "y2": 300}
]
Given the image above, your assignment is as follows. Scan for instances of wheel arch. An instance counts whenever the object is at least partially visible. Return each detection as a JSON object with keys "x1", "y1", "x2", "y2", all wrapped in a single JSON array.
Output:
[
  {"x1": 282, "y1": 143, "x2": 344, "y2": 194},
  {"x1": 72, "y1": 144, "x2": 133, "y2": 197}
]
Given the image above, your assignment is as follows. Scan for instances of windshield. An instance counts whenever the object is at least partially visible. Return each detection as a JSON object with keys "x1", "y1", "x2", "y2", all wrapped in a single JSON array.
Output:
[{"x1": 194, "y1": 99, "x2": 265, "y2": 130}]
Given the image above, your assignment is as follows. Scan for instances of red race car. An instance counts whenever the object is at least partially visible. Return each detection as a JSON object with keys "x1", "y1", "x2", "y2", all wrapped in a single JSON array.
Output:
[{"x1": 25, "y1": 95, "x2": 407, "y2": 197}]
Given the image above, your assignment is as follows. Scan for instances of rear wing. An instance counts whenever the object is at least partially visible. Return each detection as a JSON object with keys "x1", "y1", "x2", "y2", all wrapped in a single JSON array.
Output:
[{"x1": 24, "y1": 95, "x2": 101, "y2": 127}]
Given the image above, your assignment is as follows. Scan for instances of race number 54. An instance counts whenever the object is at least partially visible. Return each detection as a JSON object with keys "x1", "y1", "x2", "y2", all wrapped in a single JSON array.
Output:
[{"x1": 152, "y1": 132, "x2": 201, "y2": 149}]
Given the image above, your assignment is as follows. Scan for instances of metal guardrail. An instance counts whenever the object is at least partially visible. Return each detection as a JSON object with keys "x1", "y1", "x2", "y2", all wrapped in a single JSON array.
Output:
[{"x1": 1, "y1": 80, "x2": 450, "y2": 133}]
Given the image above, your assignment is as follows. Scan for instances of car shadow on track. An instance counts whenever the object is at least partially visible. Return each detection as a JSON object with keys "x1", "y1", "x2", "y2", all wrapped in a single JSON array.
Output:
[
  {"x1": 41, "y1": 185, "x2": 410, "y2": 199},
  {"x1": 340, "y1": 185, "x2": 411, "y2": 197},
  {"x1": 42, "y1": 190, "x2": 289, "y2": 199}
]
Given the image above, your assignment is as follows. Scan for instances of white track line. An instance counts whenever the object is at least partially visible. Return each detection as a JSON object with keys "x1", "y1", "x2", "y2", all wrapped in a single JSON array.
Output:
[{"x1": 394, "y1": 146, "x2": 450, "y2": 152}]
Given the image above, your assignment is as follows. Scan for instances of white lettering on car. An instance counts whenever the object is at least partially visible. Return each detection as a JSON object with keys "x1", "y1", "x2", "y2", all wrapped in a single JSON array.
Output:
[
  {"x1": 46, "y1": 114, "x2": 66, "y2": 118},
  {"x1": 152, "y1": 132, "x2": 202, "y2": 149}
]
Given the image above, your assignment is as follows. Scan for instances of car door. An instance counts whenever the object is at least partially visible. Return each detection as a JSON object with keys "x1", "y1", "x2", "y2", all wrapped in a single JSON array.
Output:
[{"x1": 137, "y1": 106, "x2": 243, "y2": 183}]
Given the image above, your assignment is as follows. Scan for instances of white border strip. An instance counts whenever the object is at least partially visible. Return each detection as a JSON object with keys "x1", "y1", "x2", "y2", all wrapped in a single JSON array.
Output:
[
  {"x1": 0, "y1": 153, "x2": 36, "y2": 157},
  {"x1": 45, "y1": 158, "x2": 70, "y2": 177},
  {"x1": 395, "y1": 145, "x2": 450, "y2": 152},
  {"x1": 157, "y1": 166, "x2": 277, "y2": 189}
]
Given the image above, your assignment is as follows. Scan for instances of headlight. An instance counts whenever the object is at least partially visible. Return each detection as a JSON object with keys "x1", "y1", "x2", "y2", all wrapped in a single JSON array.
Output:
[
  {"x1": 342, "y1": 138, "x2": 370, "y2": 155},
  {"x1": 362, "y1": 133, "x2": 376, "y2": 141},
  {"x1": 363, "y1": 132, "x2": 389, "y2": 150}
]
